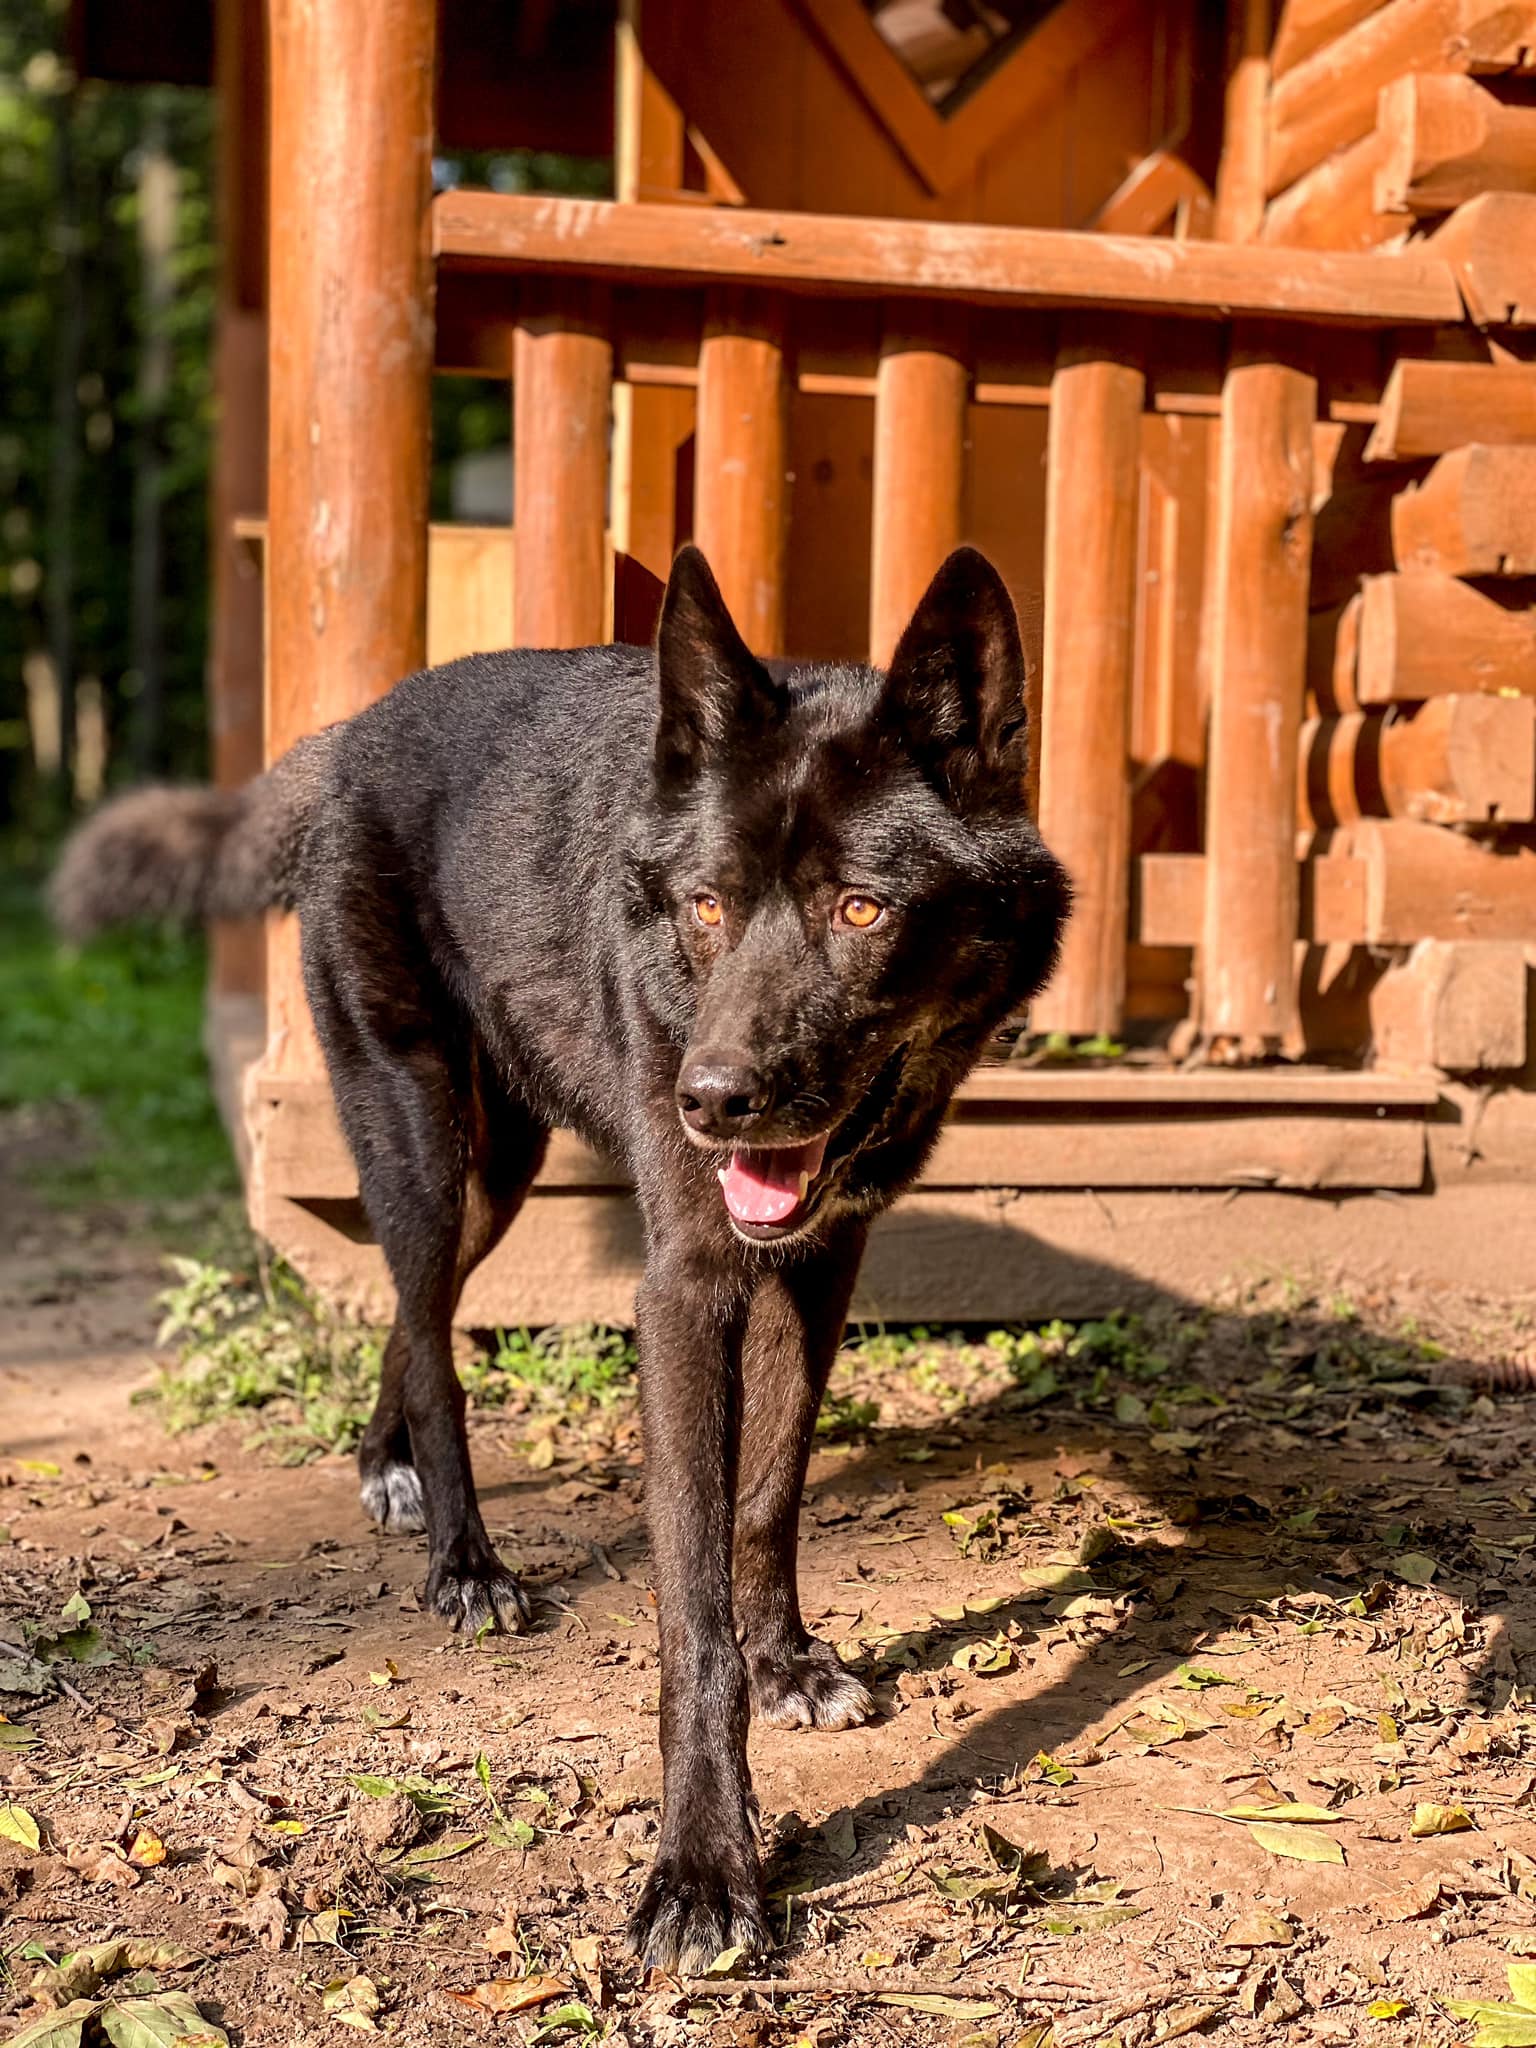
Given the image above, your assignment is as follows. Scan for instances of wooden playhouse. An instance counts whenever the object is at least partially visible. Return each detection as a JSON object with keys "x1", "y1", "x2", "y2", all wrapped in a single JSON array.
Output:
[{"x1": 76, "y1": 0, "x2": 1536, "y2": 1320}]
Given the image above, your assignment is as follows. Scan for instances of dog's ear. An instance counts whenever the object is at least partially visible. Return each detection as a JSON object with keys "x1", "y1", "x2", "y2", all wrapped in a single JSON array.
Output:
[
  {"x1": 880, "y1": 548, "x2": 1029, "y2": 803},
  {"x1": 654, "y1": 546, "x2": 785, "y2": 785}
]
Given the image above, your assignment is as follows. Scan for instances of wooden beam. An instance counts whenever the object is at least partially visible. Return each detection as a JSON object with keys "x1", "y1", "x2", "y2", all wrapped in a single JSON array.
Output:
[
  {"x1": 868, "y1": 308, "x2": 968, "y2": 670},
  {"x1": 1261, "y1": 128, "x2": 1404, "y2": 249},
  {"x1": 431, "y1": 192, "x2": 1465, "y2": 326},
  {"x1": 1370, "y1": 938, "x2": 1530, "y2": 1068},
  {"x1": 263, "y1": 0, "x2": 435, "y2": 1082},
  {"x1": 1433, "y1": 190, "x2": 1536, "y2": 323},
  {"x1": 1376, "y1": 72, "x2": 1536, "y2": 216},
  {"x1": 1298, "y1": 696, "x2": 1536, "y2": 826},
  {"x1": 1266, "y1": 0, "x2": 1536, "y2": 199},
  {"x1": 1270, "y1": 0, "x2": 1389, "y2": 78},
  {"x1": 1357, "y1": 571, "x2": 1536, "y2": 701},
  {"x1": 694, "y1": 288, "x2": 789, "y2": 657},
  {"x1": 1033, "y1": 330, "x2": 1145, "y2": 1039},
  {"x1": 1366, "y1": 358, "x2": 1536, "y2": 459},
  {"x1": 1201, "y1": 350, "x2": 1317, "y2": 1056},
  {"x1": 512, "y1": 288, "x2": 612, "y2": 648},
  {"x1": 1340, "y1": 815, "x2": 1536, "y2": 940},
  {"x1": 1140, "y1": 849, "x2": 1367, "y2": 942},
  {"x1": 208, "y1": 0, "x2": 267, "y2": 1002},
  {"x1": 1393, "y1": 444, "x2": 1536, "y2": 574},
  {"x1": 1308, "y1": 593, "x2": 1364, "y2": 712},
  {"x1": 1088, "y1": 151, "x2": 1213, "y2": 239}
]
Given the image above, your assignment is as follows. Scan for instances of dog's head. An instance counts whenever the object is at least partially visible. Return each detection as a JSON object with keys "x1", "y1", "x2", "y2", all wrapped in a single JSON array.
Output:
[{"x1": 625, "y1": 544, "x2": 1070, "y2": 1246}]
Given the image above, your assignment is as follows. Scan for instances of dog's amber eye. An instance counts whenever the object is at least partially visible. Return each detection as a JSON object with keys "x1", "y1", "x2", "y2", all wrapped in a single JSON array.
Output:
[
  {"x1": 838, "y1": 894, "x2": 884, "y2": 931},
  {"x1": 692, "y1": 893, "x2": 723, "y2": 928}
]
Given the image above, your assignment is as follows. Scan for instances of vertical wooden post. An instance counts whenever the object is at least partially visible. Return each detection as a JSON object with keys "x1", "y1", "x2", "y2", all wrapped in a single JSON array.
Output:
[
  {"x1": 611, "y1": 0, "x2": 693, "y2": 586},
  {"x1": 513, "y1": 287, "x2": 612, "y2": 648},
  {"x1": 208, "y1": 0, "x2": 267, "y2": 1001},
  {"x1": 1212, "y1": 0, "x2": 1271, "y2": 243},
  {"x1": 263, "y1": 0, "x2": 436, "y2": 1079},
  {"x1": 694, "y1": 288, "x2": 789, "y2": 655},
  {"x1": 1201, "y1": 342, "x2": 1316, "y2": 1057},
  {"x1": 869, "y1": 309, "x2": 967, "y2": 669},
  {"x1": 1032, "y1": 326, "x2": 1145, "y2": 1040}
]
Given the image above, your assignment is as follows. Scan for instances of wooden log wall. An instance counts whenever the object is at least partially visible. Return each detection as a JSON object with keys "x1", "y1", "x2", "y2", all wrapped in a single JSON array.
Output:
[{"x1": 1237, "y1": 0, "x2": 1536, "y2": 1070}]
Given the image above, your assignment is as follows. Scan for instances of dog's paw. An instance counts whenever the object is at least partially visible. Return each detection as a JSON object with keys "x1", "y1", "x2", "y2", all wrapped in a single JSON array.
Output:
[
  {"x1": 625, "y1": 1854, "x2": 769, "y2": 1975},
  {"x1": 423, "y1": 1548, "x2": 530, "y2": 1635},
  {"x1": 748, "y1": 1634, "x2": 875, "y2": 1731},
  {"x1": 359, "y1": 1458, "x2": 426, "y2": 1534}
]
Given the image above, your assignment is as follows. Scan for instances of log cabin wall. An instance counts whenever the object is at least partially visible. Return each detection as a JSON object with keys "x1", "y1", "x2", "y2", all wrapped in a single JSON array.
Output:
[{"x1": 1238, "y1": 0, "x2": 1536, "y2": 1077}]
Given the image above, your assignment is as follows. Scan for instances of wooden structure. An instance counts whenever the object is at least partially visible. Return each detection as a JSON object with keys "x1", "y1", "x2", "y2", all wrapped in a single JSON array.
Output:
[{"x1": 75, "y1": 0, "x2": 1536, "y2": 1320}]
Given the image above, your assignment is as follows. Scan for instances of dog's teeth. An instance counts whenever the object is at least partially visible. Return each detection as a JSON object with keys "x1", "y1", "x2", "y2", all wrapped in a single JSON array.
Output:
[
  {"x1": 717, "y1": 1167, "x2": 728, "y2": 1185},
  {"x1": 797, "y1": 1173, "x2": 810, "y2": 1200}
]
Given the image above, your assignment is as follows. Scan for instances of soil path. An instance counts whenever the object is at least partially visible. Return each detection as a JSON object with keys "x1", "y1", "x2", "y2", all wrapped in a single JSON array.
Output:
[{"x1": 4, "y1": 1191, "x2": 1536, "y2": 2046}]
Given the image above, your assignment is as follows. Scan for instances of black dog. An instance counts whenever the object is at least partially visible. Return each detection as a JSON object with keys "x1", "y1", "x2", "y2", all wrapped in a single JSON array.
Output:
[{"x1": 53, "y1": 545, "x2": 1070, "y2": 1970}]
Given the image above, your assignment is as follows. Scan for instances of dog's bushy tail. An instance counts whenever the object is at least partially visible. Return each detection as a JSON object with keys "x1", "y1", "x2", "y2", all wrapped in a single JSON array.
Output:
[{"x1": 49, "y1": 732, "x2": 332, "y2": 943}]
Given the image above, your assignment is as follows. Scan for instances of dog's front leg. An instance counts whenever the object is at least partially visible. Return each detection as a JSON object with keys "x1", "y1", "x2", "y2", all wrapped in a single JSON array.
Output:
[
  {"x1": 735, "y1": 1220, "x2": 875, "y2": 1731},
  {"x1": 625, "y1": 1240, "x2": 767, "y2": 1975}
]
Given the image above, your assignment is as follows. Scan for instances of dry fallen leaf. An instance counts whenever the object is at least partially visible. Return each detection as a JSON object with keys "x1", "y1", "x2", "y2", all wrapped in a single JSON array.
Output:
[
  {"x1": 446, "y1": 1975, "x2": 570, "y2": 2017},
  {"x1": 1409, "y1": 1802, "x2": 1474, "y2": 1838},
  {"x1": 1248, "y1": 1822, "x2": 1345, "y2": 1864},
  {"x1": 1223, "y1": 1909, "x2": 1295, "y2": 1948},
  {"x1": 127, "y1": 1826, "x2": 167, "y2": 1868}
]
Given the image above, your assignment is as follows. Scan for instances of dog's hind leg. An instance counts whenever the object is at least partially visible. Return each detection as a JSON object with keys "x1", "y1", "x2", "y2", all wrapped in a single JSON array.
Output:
[
  {"x1": 307, "y1": 903, "x2": 544, "y2": 1634},
  {"x1": 359, "y1": 1044, "x2": 548, "y2": 1544},
  {"x1": 734, "y1": 1220, "x2": 875, "y2": 1732}
]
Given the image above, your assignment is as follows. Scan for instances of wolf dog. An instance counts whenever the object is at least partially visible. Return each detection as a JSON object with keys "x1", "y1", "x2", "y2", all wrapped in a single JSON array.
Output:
[{"x1": 52, "y1": 544, "x2": 1070, "y2": 1969}]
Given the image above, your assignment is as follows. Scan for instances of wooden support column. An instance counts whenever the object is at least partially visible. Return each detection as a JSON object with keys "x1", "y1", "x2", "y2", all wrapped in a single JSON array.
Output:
[
  {"x1": 209, "y1": 0, "x2": 267, "y2": 1001},
  {"x1": 513, "y1": 287, "x2": 613, "y2": 648},
  {"x1": 694, "y1": 289, "x2": 789, "y2": 655},
  {"x1": 869, "y1": 309, "x2": 968, "y2": 670},
  {"x1": 1201, "y1": 345, "x2": 1316, "y2": 1058},
  {"x1": 263, "y1": 0, "x2": 436, "y2": 1081},
  {"x1": 1212, "y1": 0, "x2": 1271, "y2": 242},
  {"x1": 1032, "y1": 326, "x2": 1145, "y2": 1039}
]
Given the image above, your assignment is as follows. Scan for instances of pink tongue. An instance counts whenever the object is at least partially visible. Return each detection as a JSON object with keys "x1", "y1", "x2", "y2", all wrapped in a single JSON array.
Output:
[{"x1": 719, "y1": 1134, "x2": 830, "y2": 1227}]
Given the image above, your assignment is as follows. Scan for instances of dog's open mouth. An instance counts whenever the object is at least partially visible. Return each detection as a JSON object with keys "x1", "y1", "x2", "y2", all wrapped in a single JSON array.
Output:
[
  {"x1": 718, "y1": 1133, "x2": 830, "y2": 1233},
  {"x1": 713, "y1": 1043, "x2": 910, "y2": 1242}
]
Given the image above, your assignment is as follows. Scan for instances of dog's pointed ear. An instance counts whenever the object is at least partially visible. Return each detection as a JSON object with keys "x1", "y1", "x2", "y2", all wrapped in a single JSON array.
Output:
[
  {"x1": 654, "y1": 546, "x2": 784, "y2": 785},
  {"x1": 880, "y1": 548, "x2": 1029, "y2": 802}
]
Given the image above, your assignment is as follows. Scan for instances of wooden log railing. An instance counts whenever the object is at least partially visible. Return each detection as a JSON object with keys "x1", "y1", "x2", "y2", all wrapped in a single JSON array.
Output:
[
  {"x1": 263, "y1": 174, "x2": 1501, "y2": 1085},
  {"x1": 424, "y1": 191, "x2": 1520, "y2": 1052}
]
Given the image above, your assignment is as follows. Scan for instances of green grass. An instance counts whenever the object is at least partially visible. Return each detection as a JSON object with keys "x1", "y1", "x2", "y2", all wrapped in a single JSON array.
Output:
[
  {"x1": 149, "y1": 1253, "x2": 637, "y2": 1461},
  {"x1": 0, "y1": 874, "x2": 236, "y2": 1211}
]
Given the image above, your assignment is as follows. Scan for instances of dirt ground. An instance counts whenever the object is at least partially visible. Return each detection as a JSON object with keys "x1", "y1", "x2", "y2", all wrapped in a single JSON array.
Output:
[{"x1": 6, "y1": 1177, "x2": 1536, "y2": 2048}]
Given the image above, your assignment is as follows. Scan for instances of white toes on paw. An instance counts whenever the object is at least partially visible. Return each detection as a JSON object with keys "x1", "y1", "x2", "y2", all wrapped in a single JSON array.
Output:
[{"x1": 360, "y1": 1460, "x2": 426, "y2": 1533}]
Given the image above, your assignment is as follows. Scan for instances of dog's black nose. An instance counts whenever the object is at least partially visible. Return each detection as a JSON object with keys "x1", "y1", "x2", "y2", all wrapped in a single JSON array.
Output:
[{"x1": 676, "y1": 1052, "x2": 772, "y2": 1137}]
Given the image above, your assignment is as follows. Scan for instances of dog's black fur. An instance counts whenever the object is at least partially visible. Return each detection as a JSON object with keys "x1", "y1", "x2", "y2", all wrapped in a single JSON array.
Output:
[{"x1": 53, "y1": 545, "x2": 1070, "y2": 1970}]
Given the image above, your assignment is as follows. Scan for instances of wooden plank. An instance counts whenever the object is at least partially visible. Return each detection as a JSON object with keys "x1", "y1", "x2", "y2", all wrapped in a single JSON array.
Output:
[
  {"x1": 1261, "y1": 129, "x2": 1404, "y2": 249},
  {"x1": 252, "y1": 1068, "x2": 1434, "y2": 1211},
  {"x1": 1266, "y1": 0, "x2": 1536, "y2": 199},
  {"x1": 1376, "y1": 72, "x2": 1536, "y2": 216},
  {"x1": 1298, "y1": 696, "x2": 1536, "y2": 826},
  {"x1": 1202, "y1": 350, "x2": 1317, "y2": 1056},
  {"x1": 1088, "y1": 150, "x2": 1213, "y2": 239},
  {"x1": 1370, "y1": 938, "x2": 1529, "y2": 1068},
  {"x1": 694, "y1": 287, "x2": 789, "y2": 655},
  {"x1": 1033, "y1": 330, "x2": 1145, "y2": 1038},
  {"x1": 1357, "y1": 571, "x2": 1536, "y2": 700},
  {"x1": 262, "y1": 0, "x2": 435, "y2": 1085},
  {"x1": 1433, "y1": 190, "x2": 1536, "y2": 323},
  {"x1": 1393, "y1": 444, "x2": 1536, "y2": 574},
  {"x1": 1271, "y1": 0, "x2": 1389, "y2": 77},
  {"x1": 868, "y1": 308, "x2": 968, "y2": 670},
  {"x1": 1141, "y1": 848, "x2": 1369, "y2": 944},
  {"x1": 512, "y1": 287, "x2": 612, "y2": 648},
  {"x1": 431, "y1": 192, "x2": 1466, "y2": 326},
  {"x1": 1341, "y1": 814, "x2": 1536, "y2": 940},
  {"x1": 1366, "y1": 358, "x2": 1536, "y2": 459}
]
